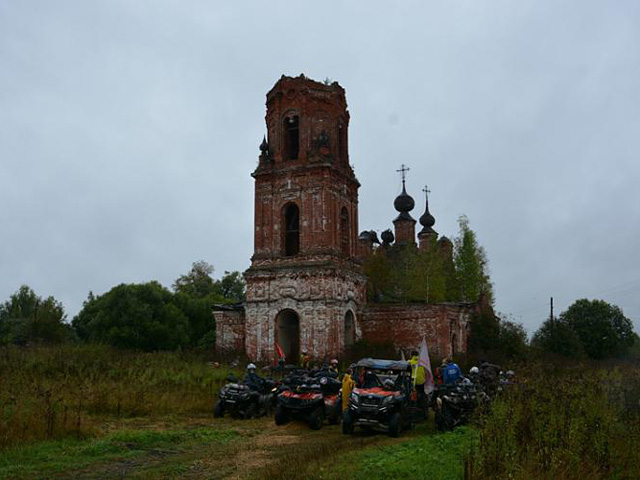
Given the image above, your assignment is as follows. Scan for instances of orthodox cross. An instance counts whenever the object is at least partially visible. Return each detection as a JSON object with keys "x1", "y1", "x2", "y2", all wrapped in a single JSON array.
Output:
[
  {"x1": 423, "y1": 185, "x2": 431, "y2": 201},
  {"x1": 396, "y1": 164, "x2": 410, "y2": 187}
]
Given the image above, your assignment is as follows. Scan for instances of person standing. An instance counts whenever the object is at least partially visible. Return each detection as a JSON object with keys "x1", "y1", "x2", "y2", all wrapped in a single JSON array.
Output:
[
  {"x1": 341, "y1": 365, "x2": 356, "y2": 412},
  {"x1": 442, "y1": 358, "x2": 462, "y2": 385},
  {"x1": 409, "y1": 350, "x2": 426, "y2": 406}
]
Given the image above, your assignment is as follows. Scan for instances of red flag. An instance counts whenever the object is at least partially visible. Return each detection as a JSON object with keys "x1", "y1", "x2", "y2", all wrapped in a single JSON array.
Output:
[
  {"x1": 275, "y1": 342, "x2": 285, "y2": 360},
  {"x1": 418, "y1": 336, "x2": 434, "y2": 394}
]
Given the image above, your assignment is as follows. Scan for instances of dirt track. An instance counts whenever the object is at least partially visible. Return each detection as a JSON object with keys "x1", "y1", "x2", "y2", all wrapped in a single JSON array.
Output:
[{"x1": 60, "y1": 414, "x2": 433, "y2": 480}]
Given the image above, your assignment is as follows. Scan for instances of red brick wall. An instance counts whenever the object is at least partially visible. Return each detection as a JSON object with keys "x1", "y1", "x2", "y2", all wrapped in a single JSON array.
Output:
[
  {"x1": 360, "y1": 303, "x2": 474, "y2": 358},
  {"x1": 393, "y1": 218, "x2": 416, "y2": 246},
  {"x1": 213, "y1": 310, "x2": 246, "y2": 354}
]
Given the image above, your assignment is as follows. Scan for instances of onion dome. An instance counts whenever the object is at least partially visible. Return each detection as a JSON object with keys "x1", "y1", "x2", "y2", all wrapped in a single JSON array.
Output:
[
  {"x1": 393, "y1": 184, "x2": 415, "y2": 222},
  {"x1": 418, "y1": 186, "x2": 437, "y2": 235},
  {"x1": 381, "y1": 229, "x2": 395, "y2": 245},
  {"x1": 438, "y1": 235, "x2": 451, "y2": 244}
]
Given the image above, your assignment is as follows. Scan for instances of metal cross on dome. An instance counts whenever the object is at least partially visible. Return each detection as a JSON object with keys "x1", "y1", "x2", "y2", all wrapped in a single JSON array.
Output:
[
  {"x1": 396, "y1": 164, "x2": 410, "y2": 187},
  {"x1": 423, "y1": 185, "x2": 431, "y2": 200}
]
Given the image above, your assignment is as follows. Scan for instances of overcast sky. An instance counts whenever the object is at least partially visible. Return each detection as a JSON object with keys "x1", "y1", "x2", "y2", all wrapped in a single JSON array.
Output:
[{"x1": 2, "y1": 0, "x2": 640, "y2": 335}]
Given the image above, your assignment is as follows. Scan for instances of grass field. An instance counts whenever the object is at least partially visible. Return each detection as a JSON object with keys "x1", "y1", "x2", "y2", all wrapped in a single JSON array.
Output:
[{"x1": 2, "y1": 346, "x2": 640, "y2": 479}]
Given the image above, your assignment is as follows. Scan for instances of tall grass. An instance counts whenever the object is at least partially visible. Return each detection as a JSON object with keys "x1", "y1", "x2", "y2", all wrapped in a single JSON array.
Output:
[
  {"x1": 466, "y1": 362, "x2": 640, "y2": 479},
  {"x1": 0, "y1": 345, "x2": 237, "y2": 450}
]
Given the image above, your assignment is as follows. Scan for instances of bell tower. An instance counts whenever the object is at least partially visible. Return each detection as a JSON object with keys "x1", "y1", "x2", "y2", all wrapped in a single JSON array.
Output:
[{"x1": 244, "y1": 74, "x2": 366, "y2": 362}]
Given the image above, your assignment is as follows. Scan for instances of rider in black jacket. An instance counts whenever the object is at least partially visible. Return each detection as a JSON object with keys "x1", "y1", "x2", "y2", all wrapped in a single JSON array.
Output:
[{"x1": 243, "y1": 363, "x2": 265, "y2": 391}]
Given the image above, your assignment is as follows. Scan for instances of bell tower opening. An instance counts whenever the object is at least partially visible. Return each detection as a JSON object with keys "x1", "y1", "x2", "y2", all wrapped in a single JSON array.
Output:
[
  {"x1": 283, "y1": 203, "x2": 300, "y2": 256},
  {"x1": 283, "y1": 115, "x2": 299, "y2": 160},
  {"x1": 276, "y1": 309, "x2": 300, "y2": 363}
]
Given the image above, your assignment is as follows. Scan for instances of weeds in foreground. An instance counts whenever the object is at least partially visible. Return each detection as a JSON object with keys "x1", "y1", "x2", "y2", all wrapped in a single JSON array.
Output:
[
  {"x1": 0, "y1": 345, "x2": 239, "y2": 449},
  {"x1": 466, "y1": 363, "x2": 640, "y2": 479}
]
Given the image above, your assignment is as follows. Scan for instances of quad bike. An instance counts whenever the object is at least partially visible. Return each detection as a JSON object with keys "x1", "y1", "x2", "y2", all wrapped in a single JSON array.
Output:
[
  {"x1": 274, "y1": 373, "x2": 342, "y2": 430},
  {"x1": 433, "y1": 382, "x2": 487, "y2": 432},
  {"x1": 214, "y1": 375, "x2": 278, "y2": 419}
]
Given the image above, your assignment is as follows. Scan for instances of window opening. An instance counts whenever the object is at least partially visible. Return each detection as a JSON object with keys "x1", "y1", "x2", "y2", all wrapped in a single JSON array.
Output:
[
  {"x1": 283, "y1": 115, "x2": 299, "y2": 160},
  {"x1": 284, "y1": 203, "x2": 300, "y2": 256}
]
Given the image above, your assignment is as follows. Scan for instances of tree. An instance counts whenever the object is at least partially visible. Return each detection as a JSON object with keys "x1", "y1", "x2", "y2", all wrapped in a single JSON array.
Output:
[
  {"x1": 531, "y1": 317, "x2": 585, "y2": 359},
  {"x1": 216, "y1": 271, "x2": 245, "y2": 303},
  {"x1": 171, "y1": 262, "x2": 245, "y2": 347},
  {"x1": 363, "y1": 248, "x2": 395, "y2": 302},
  {"x1": 497, "y1": 318, "x2": 529, "y2": 360},
  {"x1": 173, "y1": 260, "x2": 218, "y2": 299},
  {"x1": 453, "y1": 215, "x2": 493, "y2": 303},
  {"x1": 0, "y1": 285, "x2": 72, "y2": 345},
  {"x1": 467, "y1": 310, "x2": 501, "y2": 356},
  {"x1": 559, "y1": 299, "x2": 636, "y2": 359},
  {"x1": 407, "y1": 240, "x2": 447, "y2": 303},
  {"x1": 72, "y1": 282, "x2": 190, "y2": 351}
]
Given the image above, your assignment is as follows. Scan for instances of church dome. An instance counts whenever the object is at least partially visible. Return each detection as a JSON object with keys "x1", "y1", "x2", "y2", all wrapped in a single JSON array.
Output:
[
  {"x1": 381, "y1": 229, "x2": 395, "y2": 245},
  {"x1": 394, "y1": 185, "x2": 415, "y2": 214},
  {"x1": 419, "y1": 210, "x2": 435, "y2": 228}
]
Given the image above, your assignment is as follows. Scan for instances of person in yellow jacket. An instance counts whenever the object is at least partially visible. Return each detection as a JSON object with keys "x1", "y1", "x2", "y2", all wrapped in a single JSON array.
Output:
[
  {"x1": 409, "y1": 350, "x2": 426, "y2": 406},
  {"x1": 341, "y1": 365, "x2": 356, "y2": 412}
]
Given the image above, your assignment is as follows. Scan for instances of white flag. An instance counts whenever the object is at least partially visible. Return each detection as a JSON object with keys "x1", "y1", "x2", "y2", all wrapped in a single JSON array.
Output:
[{"x1": 418, "y1": 336, "x2": 434, "y2": 394}]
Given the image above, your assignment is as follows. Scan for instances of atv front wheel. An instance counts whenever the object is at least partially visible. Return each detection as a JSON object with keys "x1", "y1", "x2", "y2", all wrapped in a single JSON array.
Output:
[
  {"x1": 342, "y1": 409, "x2": 354, "y2": 434},
  {"x1": 274, "y1": 405, "x2": 288, "y2": 426},
  {"x1": 388, "y1": 412, "x2": 401, "y2": 438},
  {"x1": 308, "y1": 407, "x2": 325, "y2": 430},
  {"x1": 213, "y1": 401, "x2": 224, "y2": 418},
  {"x1": 244, "y1": 402, "x2": 257, "y2": 419}
]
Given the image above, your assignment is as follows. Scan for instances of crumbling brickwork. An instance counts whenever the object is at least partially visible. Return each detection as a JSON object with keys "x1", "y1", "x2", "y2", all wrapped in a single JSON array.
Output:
[
  {"x1": 360, "y1": 304, "x2": 473, "y2": 358},
  {"x1": 213, "y1": 309, "x2": 246, "y2": 354},
  {"x1": 213, "y1": 75, "x2": 478, "y2": 363},
  {"x1": 241, "y1": 75, "x2": 366, "y2": 363}
]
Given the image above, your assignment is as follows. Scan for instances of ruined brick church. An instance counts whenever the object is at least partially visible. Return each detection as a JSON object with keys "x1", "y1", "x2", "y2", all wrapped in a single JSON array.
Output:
[{"x1": 214, "y1": 75, "x2": 485, "y2": 363}]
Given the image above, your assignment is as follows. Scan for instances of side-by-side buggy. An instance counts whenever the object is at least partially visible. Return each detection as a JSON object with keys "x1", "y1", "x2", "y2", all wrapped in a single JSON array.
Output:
[{"x1": 343, "y1": 358, "x2": 428, "y2": 437}]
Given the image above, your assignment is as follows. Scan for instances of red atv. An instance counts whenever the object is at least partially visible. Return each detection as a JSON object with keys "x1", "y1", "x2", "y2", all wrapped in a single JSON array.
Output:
[
  {"x1": 275, "y1": 372, "x2": 342, "y2": 430},
  {"x1": 343, "y1": 358, "x2": 427, "y2": 437}
]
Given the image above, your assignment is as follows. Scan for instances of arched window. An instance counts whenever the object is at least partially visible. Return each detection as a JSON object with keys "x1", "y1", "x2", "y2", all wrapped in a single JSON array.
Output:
[
  {"x1": 283, "y1": 115, "x2": 299, "y2": 160},
  {"x1": 344, "y1": 311, "x2": 355, "y2": 348},
  {"x1": 340, "y1": 207, "x2": 350, "y2": 256},
  {"x1": 283, "y1": 203, "x2": 300, "y2": 256}
]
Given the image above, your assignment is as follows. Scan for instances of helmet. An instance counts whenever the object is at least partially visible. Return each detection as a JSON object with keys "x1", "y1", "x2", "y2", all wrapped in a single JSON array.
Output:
[
  {"x1": 384, "y1": 378, "x2": 395, "y2": 389},
  {"x1": 246, "y1": 363, "x2": 256, "y2": 371},
  {"x1": 470, "y1": 366, "x2": 479, "y2": 375},
  {"x1": 330, "y1": 359, "x2": 339, "y2": 365}
]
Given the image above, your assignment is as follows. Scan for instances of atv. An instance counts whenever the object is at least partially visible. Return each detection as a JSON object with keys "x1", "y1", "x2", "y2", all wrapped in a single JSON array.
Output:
[
  {"x1": 343, "y1": 358, "x2": 427, "y2": 437},
  {"x1": 433, "y1": 381, "x2": 487, "y2": 432},
  {"x1": 214, "y1": 374, "x2": 278, "y2": 419},
  {"x1": 274, "y1": 372, "x2": 342, "y2": 430}
]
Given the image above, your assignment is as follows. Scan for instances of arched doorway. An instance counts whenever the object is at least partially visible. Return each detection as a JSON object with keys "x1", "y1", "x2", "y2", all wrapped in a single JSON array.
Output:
[
  {"x1": 451, "y1": 333, "x2": 457, "y2": 356},
  {"x1": 344, "y1": 311, "x2": 355, "y2": 348},
  {"x1": 276, "y1": 309, "x2": 300, "y2": 363}
]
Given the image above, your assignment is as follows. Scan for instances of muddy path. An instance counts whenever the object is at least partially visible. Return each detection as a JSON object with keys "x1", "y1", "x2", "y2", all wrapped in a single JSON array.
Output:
[{"x1": 61, "y1": 414, "x2": 434, "y2": 480}]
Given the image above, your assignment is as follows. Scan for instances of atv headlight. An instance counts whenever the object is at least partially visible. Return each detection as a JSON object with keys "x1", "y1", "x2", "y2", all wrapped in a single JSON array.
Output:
[
  {"x1": 381, "y1": 396, "x2": 394, "y2": 406},
  {"x1": 350, "y1": 392, "x2": 359, "y2": 403}
]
